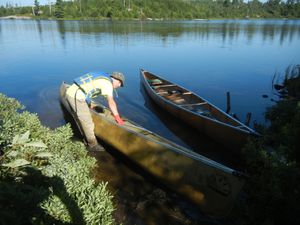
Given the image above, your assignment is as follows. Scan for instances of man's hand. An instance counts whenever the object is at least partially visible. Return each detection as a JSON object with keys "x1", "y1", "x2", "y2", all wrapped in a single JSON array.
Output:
[
  {"x1": 114, "y1": 114, "x2": 125, "y2": 125},
  {"x1": 90, "y1": 102, "x2": 97, "y2": 109}
]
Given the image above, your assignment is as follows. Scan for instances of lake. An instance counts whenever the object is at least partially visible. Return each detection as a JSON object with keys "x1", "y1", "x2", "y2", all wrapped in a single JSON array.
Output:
[
  {"x1": 1, "y1": 19, "x2": 300, "y2": 158},
  {"x1": 1, "y1": 18, "x2": 300, "y2": 224}
]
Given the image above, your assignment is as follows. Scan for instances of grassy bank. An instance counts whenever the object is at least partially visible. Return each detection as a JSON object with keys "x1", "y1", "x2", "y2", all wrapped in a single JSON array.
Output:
[{"x1": 0, "y1": 93, "x2": 114, "y2": 225}]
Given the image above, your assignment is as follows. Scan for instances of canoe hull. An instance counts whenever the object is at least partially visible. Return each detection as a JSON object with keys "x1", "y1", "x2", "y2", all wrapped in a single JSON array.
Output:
[
  {"x1": 140, "y1": 69, "x2": 258, "y2": 152},
  {"x1": 60, "y1": 82, "x2": 245, "y2": 217}
]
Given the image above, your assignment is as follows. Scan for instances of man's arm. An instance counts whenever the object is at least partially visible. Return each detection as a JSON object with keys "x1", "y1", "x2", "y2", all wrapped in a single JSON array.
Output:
[
  {"x1": 107, "y1": 95, "x2": 119, "y2": 116},
  {"x1": 107, "y1": 95, "x2": 124, "y2": 125}
]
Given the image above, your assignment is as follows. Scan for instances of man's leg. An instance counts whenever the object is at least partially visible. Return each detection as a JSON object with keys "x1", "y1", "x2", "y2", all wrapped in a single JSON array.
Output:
[{"x1": 66, "y1": 96, "x2": 98, "y2": 147}]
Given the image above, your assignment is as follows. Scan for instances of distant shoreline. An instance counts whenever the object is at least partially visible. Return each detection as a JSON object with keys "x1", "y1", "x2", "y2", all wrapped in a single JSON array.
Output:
[{"x1": 1, "y1": 15, "x2": 299, "y2": 21}]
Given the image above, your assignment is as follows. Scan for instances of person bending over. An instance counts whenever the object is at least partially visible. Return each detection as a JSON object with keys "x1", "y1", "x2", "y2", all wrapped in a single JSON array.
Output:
[{"x1": 66, "y1": 71, "x2": 125, "y2": 150}]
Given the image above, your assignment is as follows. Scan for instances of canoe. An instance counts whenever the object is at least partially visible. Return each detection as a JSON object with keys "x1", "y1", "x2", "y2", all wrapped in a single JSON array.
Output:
[
  {"x1": 60, "y1": 82, "x2": 245, "y2": 217},
  {"x1": 140, "y1": 69, "x2": 259, "y2": 153}
]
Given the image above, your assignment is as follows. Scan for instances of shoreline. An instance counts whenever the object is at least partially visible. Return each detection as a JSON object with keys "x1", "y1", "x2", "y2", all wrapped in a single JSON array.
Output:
[
  {"x1": 1, "y1": 15, "x2": 299, "y2": 21},
  {"x1": 0, "y1": 15, "x2": 32, "y2": 19}
]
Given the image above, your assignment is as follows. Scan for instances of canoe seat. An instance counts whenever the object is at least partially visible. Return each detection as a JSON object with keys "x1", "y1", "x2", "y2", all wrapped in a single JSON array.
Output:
[
  {"x1": 198, "y1": 110, "x2": 215, "y2": 119},
  {"x1": 147, "y1": 79, "x2": 163, "y2": 85},
  {"x1": 152, "y1": 84, "x2": 177, "y2": 88},
  {"x1": 180, "y1": 102, "x2": 215, "y2": 119},
  {"x1": 180, "y1": 102, "x2": 207, "y2": 107},
  {"x1": 157, "y1": 89, "x2": 183, "y2": 96}
]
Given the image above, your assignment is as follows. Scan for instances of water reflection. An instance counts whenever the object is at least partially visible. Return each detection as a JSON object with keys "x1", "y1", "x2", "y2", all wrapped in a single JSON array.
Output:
[
  {"x1": 56, "y1": 20, "x2": 67, "y2": 48},
  {"x1": 36, "y1": 20, "x2": 43, "y2": 42},
  {"x1": 33, "y1": 20, "x2": 300, "y2": 47},
  {"x1": 2, "y1": 20, "x2": 298, "y2": 61},
  {"x1": 0, "y1": 21, "x2": 2, "y2": 51}
]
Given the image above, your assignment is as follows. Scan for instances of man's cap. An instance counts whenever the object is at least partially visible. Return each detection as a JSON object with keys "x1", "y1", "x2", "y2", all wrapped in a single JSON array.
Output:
[{"x1": 111, "y1": 71, "x2": 125, "y2": 87}]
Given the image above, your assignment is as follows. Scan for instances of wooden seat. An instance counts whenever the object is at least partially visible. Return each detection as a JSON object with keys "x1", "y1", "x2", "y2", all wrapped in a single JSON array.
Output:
[
  {"x1": 180, "y1": 102, "x2": 207, "y2": 107},
  {"x1": 156, "y1": 90, "x2": 188, "y2": 96},
  {"x1": 152, "y1": 84, "x2": 177, "y2": 88}
]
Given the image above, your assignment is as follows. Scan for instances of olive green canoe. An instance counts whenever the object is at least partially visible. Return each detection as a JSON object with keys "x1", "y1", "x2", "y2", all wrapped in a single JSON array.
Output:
[{"x1": 60, "y1": 82, "x2": 245, "y2": 218}]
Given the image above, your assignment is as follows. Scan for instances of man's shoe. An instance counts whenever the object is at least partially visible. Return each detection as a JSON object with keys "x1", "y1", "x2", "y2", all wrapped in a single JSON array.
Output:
[{"x1": 88, "y1": 144, "x2": 105, "y2": 152}]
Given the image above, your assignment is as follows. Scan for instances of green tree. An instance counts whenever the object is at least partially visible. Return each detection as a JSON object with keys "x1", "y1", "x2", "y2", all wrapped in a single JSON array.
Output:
[
  {"x1": 55, "y1": 0, "x2": 64, "y2": 18},
  {"x1": 34, "y1": 0, "x2": 40, "y2": 16},
  {"x1": 1, "y1": 0, "x2": 300, "y2": 19}
]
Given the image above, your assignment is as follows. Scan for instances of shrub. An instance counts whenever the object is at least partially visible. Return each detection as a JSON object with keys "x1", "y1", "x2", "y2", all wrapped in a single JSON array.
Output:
[
  {"x1": 0, "y1": 93, "x2": 114, "y2": 225},
  {"x1": 228, "y1": 66, "x2": 300, "y2": 225}
]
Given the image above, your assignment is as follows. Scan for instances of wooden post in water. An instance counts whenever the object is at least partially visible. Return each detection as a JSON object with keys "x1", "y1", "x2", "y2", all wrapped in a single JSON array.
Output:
[
  {"x1": 226, "y1": 91, "x2": 231, "y2": 114},
  {"x1": 232, "y1": 113, "x2": 240, "y2": 121},
  {"x1": 245, "y1": 112, "x2": 252, "y2": 126}
]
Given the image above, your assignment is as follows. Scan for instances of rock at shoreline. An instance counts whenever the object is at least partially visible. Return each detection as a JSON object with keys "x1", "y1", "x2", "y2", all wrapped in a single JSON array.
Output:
[{"x1": 0, "y1": 15, "x2": 32, "y2": 20}]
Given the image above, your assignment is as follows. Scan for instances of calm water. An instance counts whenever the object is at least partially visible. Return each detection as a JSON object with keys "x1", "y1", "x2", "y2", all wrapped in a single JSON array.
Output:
[{"x1": 1, "y1": 19, "x2": 300, "y2": 154}]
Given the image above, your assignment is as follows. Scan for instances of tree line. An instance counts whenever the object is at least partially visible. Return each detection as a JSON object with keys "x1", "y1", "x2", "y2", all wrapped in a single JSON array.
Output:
[{"x1": 0, "y1": 0, "x2": 299, "y2": 19}]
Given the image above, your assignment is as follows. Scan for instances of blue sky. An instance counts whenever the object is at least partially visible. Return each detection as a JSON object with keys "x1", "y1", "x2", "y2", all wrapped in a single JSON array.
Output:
[{"x1": 1, "y1": 0, "x2": 49, "y2": 6}]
